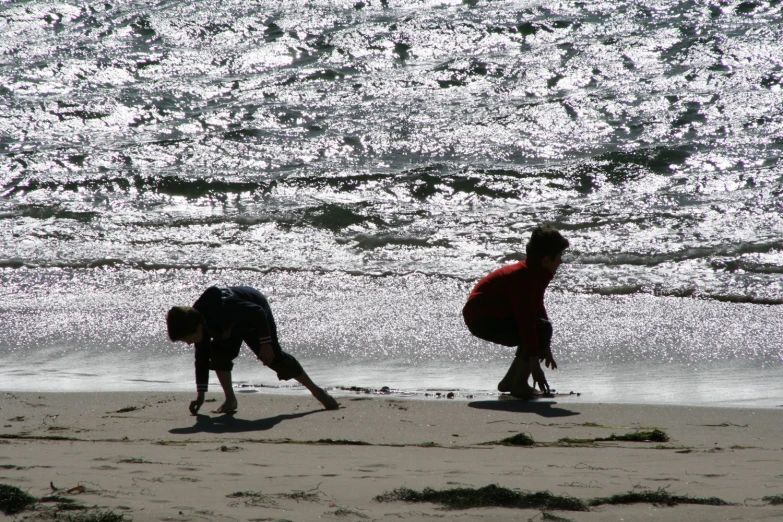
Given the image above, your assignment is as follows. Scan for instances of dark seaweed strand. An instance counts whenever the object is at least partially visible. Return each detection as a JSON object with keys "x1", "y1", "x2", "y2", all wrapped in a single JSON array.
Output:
[
  {"x1": 0, "y1": 484, "x2": 37, "y2": 515},
  {"x1": 375, "y1": 484, "x2": 588, "y2": 511},
  {"x1": 589, "y1": 488, "x2": 732, "y2": 507}
]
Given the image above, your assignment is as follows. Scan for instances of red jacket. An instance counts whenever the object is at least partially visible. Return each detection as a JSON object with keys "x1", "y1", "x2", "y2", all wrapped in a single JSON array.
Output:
[{"x1": 462, "y1": 260, "x2": 553, "y2": 349}]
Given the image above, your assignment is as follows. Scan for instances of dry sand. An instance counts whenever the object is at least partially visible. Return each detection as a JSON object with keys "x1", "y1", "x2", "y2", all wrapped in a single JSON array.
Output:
[{"x1": 1, "y1": 390, "x2": 782, "y2": 521}]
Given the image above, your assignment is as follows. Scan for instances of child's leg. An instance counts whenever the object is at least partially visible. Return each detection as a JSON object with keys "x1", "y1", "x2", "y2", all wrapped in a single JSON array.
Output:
[
  {"x1": 213, "y1": 370, "x2": 238, "y2": 413},
  {"x1": 244, "y1": 315, "x2": 338, "y2": 410},
  {"x1": 499, "y1": 356, "x2": 541, "y2": 397},
  {"x1": 295, "y1": 371, "x2": 339, "y2": 410},
  {"x1": 513, "y1": 357, "x2": 542, "y2": 398},
  {"x1": 498, "y1": 355, "x2": 525, "y2": 392},
  {"x1": 468, "y1": 317, "x2": 531, "y2": 394},
  {"x1": 499, "y1": 356, "x2": 541, "y2": 398}
]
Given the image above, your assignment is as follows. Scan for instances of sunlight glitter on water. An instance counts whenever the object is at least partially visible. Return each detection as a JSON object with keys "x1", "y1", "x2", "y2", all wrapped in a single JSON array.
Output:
[{"x1": 1, "y1": 268, "x2": 781, "y2": 408}]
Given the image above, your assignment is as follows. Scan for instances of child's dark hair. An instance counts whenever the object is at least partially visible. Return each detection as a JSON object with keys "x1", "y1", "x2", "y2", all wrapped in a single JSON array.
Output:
[
  {"x1": 525, "y1": 224, "x2": 569, "y2": 262},
  {"x1": 166, "y1": 306, "x2": 203, "y2": 341}
]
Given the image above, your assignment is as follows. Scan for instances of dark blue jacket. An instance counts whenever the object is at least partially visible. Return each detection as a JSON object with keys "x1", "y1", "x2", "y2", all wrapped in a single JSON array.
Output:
[{"x1": 192, "y1": 286, "x2": 273, "y2": 392}]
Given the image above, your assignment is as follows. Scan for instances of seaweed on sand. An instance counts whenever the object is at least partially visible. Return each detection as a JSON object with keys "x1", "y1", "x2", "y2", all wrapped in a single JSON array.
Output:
[
  {"x1": 315, "y1": 438, "x2": 371, "y2": 445},
  {"x1": 0, "y1": 484, "x2": 37, "y2": 515},
  {"x1": 375, "y1": 484, "x2": 588, "y2": 511},
  {"x1": 556, "y1": 437, "x2": 596, "y2": 445},
  {"x1": 47, "y1": 510, "x2": 129, "y2": 521},
  {"x1": 328, "y1": 507, "x2": 370, "y2": 518},
  {"x1": 226, "y1": 491, "x2": 278, "y2": 507},
  {"x1": 589, "y1": 488, "x2": 732, "y2": 507},
  {"x1": 1, "y1": 486, "x2": 124, "y2": 520},
  {"x1": 595, "y1": 429, "x2": 669, "y2": 443},
  {"x1": 560, "y1": 430, "x2": 670, "y2": 444},
  {"x1": 0, "y1": 434, "x2": 78, "y2": 442},
  {"x1": 375, "y1": 484, "x2": 734, "y2": 512},
  {"x1": 542, "y1": 512, "x2": 576, "y2": 522},
  {"x1": 276, "y1": 490, "x2": 321, "y2": 502},
  {"x1": 495, "y1": 433, "x2": 536, "y2": 446},
  {"x1": 112, "y1": 407, "x2": 138, "y2": 413},
  {"x1": 39, "y1": 494, "x2": 88, "y2": 510}
]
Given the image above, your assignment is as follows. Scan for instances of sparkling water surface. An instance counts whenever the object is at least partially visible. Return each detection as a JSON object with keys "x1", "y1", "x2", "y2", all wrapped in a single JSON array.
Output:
[
  {"x1": 1, "y1": 0, "x2": 782, "y2": 406},
  {"x1": 2, "y1": 268, "x2": 781, "y2": 407}
]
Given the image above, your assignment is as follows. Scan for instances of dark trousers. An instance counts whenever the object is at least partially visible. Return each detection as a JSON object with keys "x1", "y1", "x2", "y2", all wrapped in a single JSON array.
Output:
[
  {"x1": 208, "y1": 294, "x2": 303, "y2": 381},
  {"x1": 467, "y1": 316, "x2": 552, "y2": 358}
]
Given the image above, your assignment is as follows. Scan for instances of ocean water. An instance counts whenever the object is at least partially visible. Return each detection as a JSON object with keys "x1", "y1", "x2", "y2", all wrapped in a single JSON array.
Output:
[{"x1": 1, "y1": 0, "x2": 782, "y2": 407}]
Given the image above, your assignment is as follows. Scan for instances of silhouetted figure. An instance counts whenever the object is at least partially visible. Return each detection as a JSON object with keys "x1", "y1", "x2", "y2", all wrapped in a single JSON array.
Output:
[
  {"x1": 463, "y1": 225, "x2": 569, "y2": 398},
  {"x1": 167, "y1": 286, "x2": 338, "y2": 414}
]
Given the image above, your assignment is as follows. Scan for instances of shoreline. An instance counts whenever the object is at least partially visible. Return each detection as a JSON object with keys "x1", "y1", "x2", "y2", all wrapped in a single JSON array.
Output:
[
  {"x1": 2, "y1": 391, "x2": 783, "y2": 521},
  {"x1": 4, "y1": 379, "x2": 782, "y2": 409}
]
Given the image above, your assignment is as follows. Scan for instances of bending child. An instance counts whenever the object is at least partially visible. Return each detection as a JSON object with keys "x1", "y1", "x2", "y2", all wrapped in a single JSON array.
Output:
[
  {"x1": 462, "y1": 225, "x2": 569, "y2": 398},
  {"x1": 167, "y1": 286, "x2": 338, "y2": 414}
]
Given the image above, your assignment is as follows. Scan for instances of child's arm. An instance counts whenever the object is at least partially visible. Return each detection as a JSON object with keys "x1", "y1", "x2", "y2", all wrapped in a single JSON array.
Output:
[
  {"x1": 189, "y1": 392, "x2": 205, "y2": 415},
  {"x1": 542, "y1": 350, "x2": 557, "y2": 370},
  {"x1": 191, "y1": 340, "x2": 210, "y2": 414},
  {"x1": 508, "y1": 277, "x2": 544, "y2": 358}
]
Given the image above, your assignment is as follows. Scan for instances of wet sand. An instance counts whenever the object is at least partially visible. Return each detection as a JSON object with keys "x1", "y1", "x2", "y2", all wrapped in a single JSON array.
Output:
[{"x1": 1, "y1": 391, "x2": 782, "y2": 521}]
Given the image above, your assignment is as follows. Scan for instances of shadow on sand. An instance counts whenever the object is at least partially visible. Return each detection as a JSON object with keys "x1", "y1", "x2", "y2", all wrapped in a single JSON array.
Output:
[
  {"x1": 169, "y1": 409, "x2": 321, "y2": 435},
  {"x1": 468, "y1": 399, "x2": 580, "y2": 418}
]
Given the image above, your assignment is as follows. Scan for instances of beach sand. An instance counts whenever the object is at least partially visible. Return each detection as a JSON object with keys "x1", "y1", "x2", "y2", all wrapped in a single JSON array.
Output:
[{"x1": 1, "y1": 391, "x2": 782, "y2": 521}]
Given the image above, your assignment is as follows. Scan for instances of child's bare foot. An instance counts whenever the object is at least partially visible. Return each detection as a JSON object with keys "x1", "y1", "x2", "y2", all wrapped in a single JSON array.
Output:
[
  {"x1": 497, "y1": 378, "x2": 513, "y2": 393},
  {"x1": 314, "y1": 388, "x2": 339, "y2": 410},
  {"x1": 212, "y1": 399, "x2": 238, "y2": 414},
  {"x1": 294, "y1": 371, "x2": 339, "y2": 410}
]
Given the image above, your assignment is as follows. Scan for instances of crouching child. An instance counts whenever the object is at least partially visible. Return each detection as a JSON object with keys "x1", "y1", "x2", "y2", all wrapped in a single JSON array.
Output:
[
  {"x1": 462, "y1": 225, "x2": 569, "y2": 398},
  {"x1": 167, "y1": 286, "x2": 338, "y2": 414}
]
